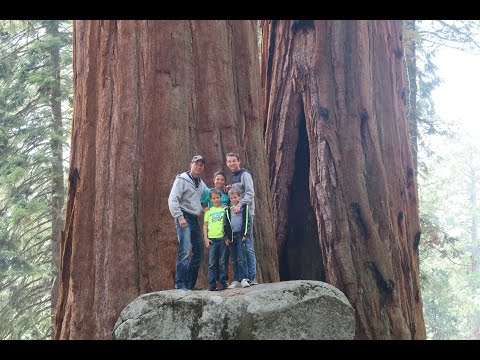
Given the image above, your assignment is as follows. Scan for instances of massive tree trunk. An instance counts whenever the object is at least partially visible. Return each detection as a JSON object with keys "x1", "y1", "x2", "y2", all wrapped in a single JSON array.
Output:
[
  {"x1": 261, "y1": 20, "x2": 426, "y2": 339},
  {"x1": 55, "y1": 20, "x2": 278, "y2": 339}
]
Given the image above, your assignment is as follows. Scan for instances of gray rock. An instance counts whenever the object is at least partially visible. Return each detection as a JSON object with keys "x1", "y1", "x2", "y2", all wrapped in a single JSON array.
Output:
[{"x1": 113, "y1": 280, "x2": 355, "y2": 340}]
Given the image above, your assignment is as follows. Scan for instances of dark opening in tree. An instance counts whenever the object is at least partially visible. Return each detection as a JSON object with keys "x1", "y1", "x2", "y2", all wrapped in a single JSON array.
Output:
[{"x1": 280, "y1": 103, "x2": 324, "y2": 281}]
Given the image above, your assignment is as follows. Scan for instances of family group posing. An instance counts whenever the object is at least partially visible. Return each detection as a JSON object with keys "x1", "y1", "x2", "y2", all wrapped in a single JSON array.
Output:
[{"x1": 167, "y1": 152, "x2": 258, "y2": 291}]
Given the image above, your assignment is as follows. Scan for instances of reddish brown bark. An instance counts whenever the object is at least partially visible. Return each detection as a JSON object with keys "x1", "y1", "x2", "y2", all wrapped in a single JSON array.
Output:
[
  {"x1": 262, "y1": 20, "x2": 425, "y2": 339},
  {"x1": 55, "y1": 20, "x2": 278, "y2": 339}
]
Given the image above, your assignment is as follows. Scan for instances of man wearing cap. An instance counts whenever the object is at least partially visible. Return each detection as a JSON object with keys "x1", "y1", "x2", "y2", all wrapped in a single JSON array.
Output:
[{"x1": 168, "y1": 155, "x2": 208, "y2": 290}]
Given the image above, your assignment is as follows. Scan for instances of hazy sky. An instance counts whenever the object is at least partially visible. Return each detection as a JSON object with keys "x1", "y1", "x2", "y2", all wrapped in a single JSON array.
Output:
[{"x1": 433, "y1": 46, "x2": 480, "y2": 139}]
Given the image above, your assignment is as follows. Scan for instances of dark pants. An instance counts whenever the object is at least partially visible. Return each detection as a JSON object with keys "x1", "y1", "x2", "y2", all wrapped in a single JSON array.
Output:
[
  {"x1": 230, "y1": 233, "x2": 248, "y2": 282},
  {"x1": 208, "y1": 238, "x2": 228, "y2": 287},
  {"x1": 245, "y1": 216, "x2": 257, "y2": 281}
]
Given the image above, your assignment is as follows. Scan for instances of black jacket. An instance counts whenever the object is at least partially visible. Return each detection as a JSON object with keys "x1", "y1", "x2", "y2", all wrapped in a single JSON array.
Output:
[{"x1": 224, "y1": 204, "x2": 252, "y2": 242}]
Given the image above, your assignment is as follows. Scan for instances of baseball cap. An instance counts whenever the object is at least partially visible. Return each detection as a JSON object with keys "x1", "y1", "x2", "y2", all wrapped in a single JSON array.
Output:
[{"x1": 191, "y1": 155, "x2": 206, "y2": 163}]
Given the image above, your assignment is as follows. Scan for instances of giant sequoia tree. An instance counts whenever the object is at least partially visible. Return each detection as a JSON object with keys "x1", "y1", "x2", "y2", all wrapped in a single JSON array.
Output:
[
  {"x1": 54, "y1": 20, "x2": 278, "y2": 339},
  {"x1": 56, "y1": 19, "x2": 426, "y2": 340},
  {"x1": 261, "y1": 20, "x2": 426, "y2": 339}
]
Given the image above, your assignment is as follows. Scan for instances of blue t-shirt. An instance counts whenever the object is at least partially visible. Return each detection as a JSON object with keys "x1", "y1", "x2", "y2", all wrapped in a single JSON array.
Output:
[{"x1": 201, "y1": 188, "x2": 230, "y2": 208}]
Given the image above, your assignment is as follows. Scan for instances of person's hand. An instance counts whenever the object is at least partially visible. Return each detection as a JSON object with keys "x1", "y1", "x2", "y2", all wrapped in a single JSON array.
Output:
[
  {"x1": 232, "y1": 205, "x2": 241, "y2": 214},
  {"x1": 224, "y1": 184, "x2": 232, "y2": 193},
  {"x1": 179, "y1": 218, "x2": 187, "y2": 228},
  {"x1": 225, "y1": 239, "x2": 230, "y2": 246},
  {"x1": 242, "y1": 236, "x2": 247, "y2": 242},
  {"x1": 202, "y1": 206, "x2": 209, "y2": 213},
  {"x1": 204, "y1": 239, "x2": 212, "y2": 248}
]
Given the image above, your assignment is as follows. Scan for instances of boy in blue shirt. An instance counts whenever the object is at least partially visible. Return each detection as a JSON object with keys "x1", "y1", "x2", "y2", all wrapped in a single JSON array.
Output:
[{"x1": 224, "y1": 186, "x2": 252, "y2": 288}]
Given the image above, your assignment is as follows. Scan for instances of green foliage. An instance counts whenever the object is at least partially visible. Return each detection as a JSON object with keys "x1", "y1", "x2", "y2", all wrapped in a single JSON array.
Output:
[
  {"x1": 419, "y1": 132, "x2": 480, "y2": 339},
  {"x1": 407, "y1": 20, "x2": 480, "y2": 340},
  {"x1": 407, "y1": 21, "x2": 480, "y2": 164},
  {"x1": 407, "y1": 22, "x2": 450, "y2": 162},
  {"x1": 0, "y1": 20, "x2": 72, "y2": 340},
  {"x1": 419, "y1": 20, "x2": 480, "y2": 54}
]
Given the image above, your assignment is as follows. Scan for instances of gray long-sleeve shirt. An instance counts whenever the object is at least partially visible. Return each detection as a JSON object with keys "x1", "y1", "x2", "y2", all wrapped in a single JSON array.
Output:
[
  {"x1": 168, "y1": 172, "x2": 207, "y2": 219},
  {"x1": 231, "y1": 169, "x2": 255, "y2": 216}
]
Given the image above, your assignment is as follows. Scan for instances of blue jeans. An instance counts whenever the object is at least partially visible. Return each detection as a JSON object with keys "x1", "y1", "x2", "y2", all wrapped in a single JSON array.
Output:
[
  {"x1": 230, "y1": 233, "x2": 248, "y2": 282},
  {"x1": 246, "y1": 216, "x2": 257, "y2": 281},
  {"x1": 232, "y1": 216, "x2": 257, "y2": 282},
  {"x1": 174, "y1": 211, "x2": 204, "y2": 289},
  {"x1": 208, "y1": 238, "x2": 228, "y2": 287}
]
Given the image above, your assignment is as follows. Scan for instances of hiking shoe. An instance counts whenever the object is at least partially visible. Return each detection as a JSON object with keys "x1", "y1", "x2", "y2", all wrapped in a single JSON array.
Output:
[
  {"x1": 216, "y1": 282, "x2": 226, "y2": 291},
  {"x1": 227, "y1": 281, "x2": 241, "y2": 289},
  {"x1": 241, "y1": 279, "x2": 251, "y2": 288},
  {"x1": 207, "y1": 285, "x2": 216, "y2": 291},
  {"x1": 249, "y1": 278, "x2": 258, "y2": 285}
]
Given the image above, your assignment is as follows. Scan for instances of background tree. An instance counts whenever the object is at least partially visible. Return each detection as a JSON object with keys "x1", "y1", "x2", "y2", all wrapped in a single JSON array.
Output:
[
  {"x1": 403, "y1": 20, "x2": 480, "y2": 176},
  {"x1": 54, "y1": 20, "x2": 279, "y2": 340},
  {"x1": 419, "y1": 132, "x2": 480, "y2": 339},
  {"x1": 0, "y1": 20, "x2": 72, "y2": 339},
  {"x1": 261, "y1": 20, "x2": 425, "y2": 339},
  {"x1": 403, "y1": 20, "x2": 480, "y2": 339}
]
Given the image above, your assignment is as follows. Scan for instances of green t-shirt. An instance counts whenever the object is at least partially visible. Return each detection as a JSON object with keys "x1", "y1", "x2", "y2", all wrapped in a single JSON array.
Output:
[
  {"x1": 201, "y1": 188, "x2": 230, "y2": 208},
  {"x1": 204, "y1": 206, "x2": 225, "y2": 239}
]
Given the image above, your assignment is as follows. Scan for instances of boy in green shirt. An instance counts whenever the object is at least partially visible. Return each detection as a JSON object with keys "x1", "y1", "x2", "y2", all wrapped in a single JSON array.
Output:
[{"x1": 203, "y1": 189, "x2": 228, "y2": 291}]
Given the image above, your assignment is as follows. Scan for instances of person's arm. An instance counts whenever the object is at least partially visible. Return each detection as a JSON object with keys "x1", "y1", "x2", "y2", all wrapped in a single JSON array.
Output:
[
  {"x1": 201, "y1": 181, "x2": 211, "y2": 212},
  {"x1": 168, "y1": 178, "x2": 185, "y2": 223},
  {"x1": 222, "y1": 191, "x2": 231, "y2": 207},
  {"x1": 203, "y1": 222, "x2": 211, "y2": 248},
  {"x1": 242, "y1": 205, "x2": 252, "y2": 240},
  {"x1": 239, "y1": 172, "x2": 255, "y2": 207},
  {"x1": 203, "y1": 213, "x2": 212, "y2": 248},
  {"x1": 201, "y1": 188, "x2": 209, "y2": 206},
  {"x1": 223, "y1": 209, "x2": 231, "y2": 246},
  {"x1": 201, "y1": 188, "x2": 211, "y2": 212}
]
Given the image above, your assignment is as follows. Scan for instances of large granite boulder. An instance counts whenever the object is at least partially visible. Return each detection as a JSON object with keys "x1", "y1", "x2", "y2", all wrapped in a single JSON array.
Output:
[{"x1": 113, "y1": 280, "x2": 355, "y2": 340}]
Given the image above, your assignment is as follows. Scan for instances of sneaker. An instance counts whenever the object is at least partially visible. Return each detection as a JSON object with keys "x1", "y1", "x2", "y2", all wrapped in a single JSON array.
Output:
[
  {"x1": 227, "y1": 281, "x2": 241, "y2": 289},
  {"x1": 216, "y1": 282, "x2": 226, "y2": 291},
  {"x1": 207, "y1": 285, "x2": 216, "y2": 291},
  {"x1": 241, "y1": 279, "x2": 251, "y2": 288},
  {"x1": 249, "y1": 278, "x2": 258, "y2": 285}
]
